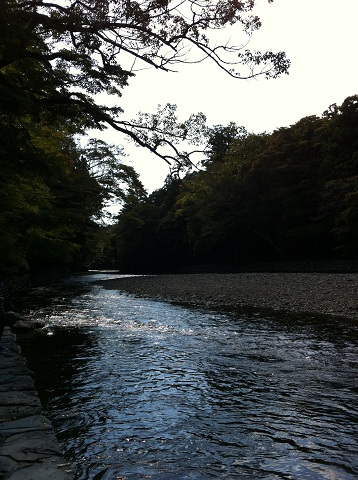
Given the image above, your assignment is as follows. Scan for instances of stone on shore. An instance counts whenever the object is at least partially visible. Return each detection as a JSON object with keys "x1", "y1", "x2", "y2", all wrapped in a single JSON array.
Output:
[{"x1": 97, "y1": 272, "x2": 358, "y2": 320}]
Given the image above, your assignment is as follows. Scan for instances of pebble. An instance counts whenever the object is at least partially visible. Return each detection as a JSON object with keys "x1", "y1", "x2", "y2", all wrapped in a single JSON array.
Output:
[{"x1": 98, "y1": 272, "x2": 358, "y2": 320}]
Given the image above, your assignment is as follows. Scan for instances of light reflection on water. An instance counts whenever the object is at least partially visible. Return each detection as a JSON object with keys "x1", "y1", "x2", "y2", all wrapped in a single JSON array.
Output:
[{"x1": 18, "y1": 274, "x2": 358, "y2": 480}]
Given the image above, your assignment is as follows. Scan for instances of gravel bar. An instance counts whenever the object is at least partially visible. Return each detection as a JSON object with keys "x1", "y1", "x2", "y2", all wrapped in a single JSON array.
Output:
[{"x1": 98, "y1": 273, "x2": 358, "y2": 320}]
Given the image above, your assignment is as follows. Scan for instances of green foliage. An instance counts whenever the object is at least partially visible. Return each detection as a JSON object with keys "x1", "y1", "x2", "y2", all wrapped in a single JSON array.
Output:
[
  {"x1": 0, "y1": 0, "x2": 292, "y2": 275},
  {"x1": 0, "y1": 0, "x2": 289, "y2": 167},
  {"x1": 0, "y1": 111, "x2": 145, "y2": 274},
  {"x1": 110, "y1": 95, "x2": 358, "y2": 271},
  {"x1": 81, "y1": 139, "x2": 147, "y2": 210},
  {"x1": 106, "y1": 176, "x2": 191, "y2": 272}
]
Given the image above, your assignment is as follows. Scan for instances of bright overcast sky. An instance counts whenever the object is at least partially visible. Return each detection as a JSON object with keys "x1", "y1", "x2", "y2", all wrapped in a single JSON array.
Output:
[{"x1": 94, "y1": 0, "x2": 358, "y2": 193}]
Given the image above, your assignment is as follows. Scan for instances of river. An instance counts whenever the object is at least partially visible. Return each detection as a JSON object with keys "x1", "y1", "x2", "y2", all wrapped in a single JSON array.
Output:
[{"x1": 16, "y1": 272, "x2": 358, "y2": 480}]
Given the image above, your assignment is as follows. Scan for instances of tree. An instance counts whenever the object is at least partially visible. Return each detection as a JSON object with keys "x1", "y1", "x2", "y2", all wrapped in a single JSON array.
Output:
[
  {"x1": 204, "y1": 122, "x2": 248, "y2": 165},
  {"x1": 0, "y1": 112, "x2": 130, "y2": 274},
  {"x1": 319, "y1": 95, "x2": 358, "y2": 257},
  {"x1": 1, "y1": 1, "x2": 293, "y2": 274},
  {"x1": 174, "y1": 129, "x2": 271, "y2": 263},
  {"x1": 79, "y1": 138, "x2": 147, "y2": 218},
  {"x1": 1, "y1": 0, "x2": 290, "y2": 167},
  {"x1": 107, "y1": 95, "x2": 358, "y2": 272},
  {"x1": 109, "y1": 176, "x2": 191, "y2": 272},
  {"x1": 0, "y1": 118, "x2": 83, "y2": 272}
]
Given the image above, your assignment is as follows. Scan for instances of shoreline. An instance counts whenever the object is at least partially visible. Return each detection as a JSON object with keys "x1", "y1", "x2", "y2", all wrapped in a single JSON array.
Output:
[
  {"x1": 97, "y1": 272, "x2": 358, "y2": 320},
  {"x1": 0, "y1": 327, "x2": 74, "y2": 479}
]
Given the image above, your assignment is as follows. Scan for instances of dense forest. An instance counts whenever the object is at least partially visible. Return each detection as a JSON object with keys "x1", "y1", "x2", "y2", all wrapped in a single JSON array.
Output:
[
  {"x1": 96, "y1": 95, "x2": 358, "y2": 272},
  {"x1": 1, "y1": 1, "x2": 356, "y2": 277}
]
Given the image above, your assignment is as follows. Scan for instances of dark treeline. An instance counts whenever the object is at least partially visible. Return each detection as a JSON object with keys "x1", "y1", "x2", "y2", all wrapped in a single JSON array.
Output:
[
  {"x1": 2, "y1": 94, "x2": 357, "y2": 277},
  {"x1": 100, "y1": 95, "x2": 358, "y2": 273},
  {"x1": 0, "y1": 113, "x2": 146, "y2": 277}
]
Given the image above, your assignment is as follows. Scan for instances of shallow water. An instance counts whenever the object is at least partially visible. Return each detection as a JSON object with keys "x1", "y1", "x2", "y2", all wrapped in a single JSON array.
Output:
[{"x1": 17, "y1": 273, "x2": 358, "y2": 479}]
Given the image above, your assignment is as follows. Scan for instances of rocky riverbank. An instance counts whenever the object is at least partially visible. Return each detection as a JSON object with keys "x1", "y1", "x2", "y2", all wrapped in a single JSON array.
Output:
[
  {"x1": 98, "y1": 272, "x2": 358, "y2": 320},
  {"x1": 0, "y1": 327, "x2": 74, "y2": 480}
]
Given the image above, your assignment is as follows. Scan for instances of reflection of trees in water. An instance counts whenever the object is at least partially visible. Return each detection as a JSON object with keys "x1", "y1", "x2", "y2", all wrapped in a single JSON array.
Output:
[
  {"x1": 16, "y1": 280, "x2": 101, "y2": 407},
  {"x1": 19, "y1": 326, "x2": 100, "y2": 406},
  {"x1": 16, "y1": 282, "x2": 89, "y2": 315}
]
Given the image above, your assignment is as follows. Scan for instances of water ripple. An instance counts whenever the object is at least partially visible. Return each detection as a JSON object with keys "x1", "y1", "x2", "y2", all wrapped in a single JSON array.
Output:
[{"x1": 18, "y1": 274, "x2": 358, "y2": 480}]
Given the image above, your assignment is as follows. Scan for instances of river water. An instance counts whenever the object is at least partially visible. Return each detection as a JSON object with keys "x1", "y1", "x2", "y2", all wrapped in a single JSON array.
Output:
[{"x1": 17, "y1": 273, "x2": 358, "y2": 480}]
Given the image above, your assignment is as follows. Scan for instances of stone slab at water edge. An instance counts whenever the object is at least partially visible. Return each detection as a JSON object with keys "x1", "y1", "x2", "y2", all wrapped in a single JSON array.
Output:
[{"x1": 0, "y1": 327, "x2": 74, "y2": 480}]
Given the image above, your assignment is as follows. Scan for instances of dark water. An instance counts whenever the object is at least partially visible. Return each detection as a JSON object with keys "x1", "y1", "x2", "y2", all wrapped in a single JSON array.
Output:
[{"x1": 17, "y1": 273, "x2": 358, "y2": 480}]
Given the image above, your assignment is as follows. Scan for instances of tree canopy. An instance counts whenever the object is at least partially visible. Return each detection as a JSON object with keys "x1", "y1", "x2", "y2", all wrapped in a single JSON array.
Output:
[
  {"x1": 1, "y1": 0, "x2": 290, "y2": 165},
  {"x1": 0, "y1": 0, "x2": 291, "y2": 276},
  {"x1": 105, "y1": 95, "x2": 358, "y2": 272}
]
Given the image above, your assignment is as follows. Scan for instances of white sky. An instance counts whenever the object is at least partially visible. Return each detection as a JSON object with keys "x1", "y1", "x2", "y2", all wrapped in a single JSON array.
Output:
[{"x1": 93, "y1": 0, "x2": 358, "y2": 193}]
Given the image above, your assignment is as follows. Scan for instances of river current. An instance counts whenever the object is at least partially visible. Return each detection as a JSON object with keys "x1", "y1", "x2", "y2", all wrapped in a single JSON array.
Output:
[{"x1": 17, "y1": 273, "x2": 358, "y2": 480}]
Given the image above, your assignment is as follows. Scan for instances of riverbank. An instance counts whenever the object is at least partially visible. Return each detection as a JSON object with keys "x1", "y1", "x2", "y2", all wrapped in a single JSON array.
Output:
[
  {"x1": 98, "y1": 272, "x2": 358, "y2": 320},
  {"x1": 0, "y1": 327, "x2": 74, "y2": 480}
]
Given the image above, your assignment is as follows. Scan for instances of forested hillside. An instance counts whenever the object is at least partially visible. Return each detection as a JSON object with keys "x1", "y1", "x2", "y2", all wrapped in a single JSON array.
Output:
[
  {"x1": 0, "y1": 112, "x2": 148, "y2": 275},
  {"x1": 1, "y1": 0, "x2": 290, "y2": 278},
  {"x1": 105, "y1": 95, "x2": 358, "y2": 272},
  {"x1": 4, "y1": 1, "x2": 355, "y2": 277}
]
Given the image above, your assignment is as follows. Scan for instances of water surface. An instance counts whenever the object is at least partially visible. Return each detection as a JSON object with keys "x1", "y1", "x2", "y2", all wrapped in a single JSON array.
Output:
[{"x1": 18, "y1": 273, "x2": 358, "y2": 479}]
